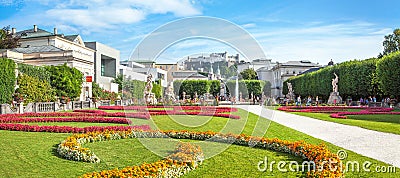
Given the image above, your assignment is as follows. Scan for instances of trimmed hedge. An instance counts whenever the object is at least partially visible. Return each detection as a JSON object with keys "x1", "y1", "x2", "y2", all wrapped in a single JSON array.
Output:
[
  {"x1": 376, "y1": 52, "x2": 400, "y2": 98},
  {"x1": 284, "y1": 58, "x2": 379, "y2": 100},
  {"x1": 0, "y1": 58, "x2": 16, "y2": 104},
  {"x1": 173, "y1": 80, "x2": 221, "y2": 98},
  {"x1": 226, "y1": 80, "x2": 265, "y2": 98}
]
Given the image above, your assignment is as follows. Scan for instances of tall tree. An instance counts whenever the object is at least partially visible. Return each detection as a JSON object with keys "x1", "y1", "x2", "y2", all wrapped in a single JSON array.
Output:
[
  {"x1": 240, "y1": 68, "x2": 258, "y2": 80},
  {"x1": 383, "y1": 29, "x2": 400, "y2": 55},
  {"x1": 0, "y1": 26, "x2": 20, "y2": 49}
]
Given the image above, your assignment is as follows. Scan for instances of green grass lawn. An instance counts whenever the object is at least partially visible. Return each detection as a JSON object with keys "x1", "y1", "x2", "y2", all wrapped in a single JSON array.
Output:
[
  {"x1": 292, "y1": 112, "x2": 400, "y2": 135},
  {"x1": 0, "y1": 109, "x2": 398, "y2": 177}
]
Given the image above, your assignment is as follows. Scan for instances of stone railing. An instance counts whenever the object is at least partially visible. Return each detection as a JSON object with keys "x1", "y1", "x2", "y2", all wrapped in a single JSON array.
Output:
[
  {"x1": 72, "y1": 101, "x2": 92, "y2": 110},
  {"x1": 34, "y1": 102, "x2": 58, "y2": 113}
]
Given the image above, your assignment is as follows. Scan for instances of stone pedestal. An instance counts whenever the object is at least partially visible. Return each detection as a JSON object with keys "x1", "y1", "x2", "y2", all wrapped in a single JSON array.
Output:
[{"x1": 327, "y1": 92, "x2": 342, "y2": 104}]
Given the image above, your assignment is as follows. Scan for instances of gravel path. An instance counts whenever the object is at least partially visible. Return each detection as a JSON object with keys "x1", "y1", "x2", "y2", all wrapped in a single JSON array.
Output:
[{"x1": 236, "y1": 105, "x2": 400, "y2": 168}]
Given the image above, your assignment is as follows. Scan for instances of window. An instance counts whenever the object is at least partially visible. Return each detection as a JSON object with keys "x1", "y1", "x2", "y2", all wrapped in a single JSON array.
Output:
[{"x1": 101, "y1": 60, "x2": 105, "y2": 76}]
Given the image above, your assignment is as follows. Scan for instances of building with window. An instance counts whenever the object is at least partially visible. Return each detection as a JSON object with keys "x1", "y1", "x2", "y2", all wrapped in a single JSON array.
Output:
[
  {"x1": 3, "y1": 25, "x2": 122, "y2": 100},
  {"x1": 85, "y1": 42, "x2": 119, "y2": 93}
]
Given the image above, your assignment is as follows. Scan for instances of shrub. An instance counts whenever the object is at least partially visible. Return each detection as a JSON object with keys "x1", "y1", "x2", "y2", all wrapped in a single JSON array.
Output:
[
  {"x1": 17, "y1": 74, "x2": 56, "y2": 103},
  {"x1": 0, "y1": 58, "x2": 16, "y2": 104},
  {"x1": 45, "y1": 64, "x2": 83, "y2": 100}
]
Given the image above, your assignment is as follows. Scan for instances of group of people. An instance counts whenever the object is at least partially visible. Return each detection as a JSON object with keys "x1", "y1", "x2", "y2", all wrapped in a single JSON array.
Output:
[
  {"x1": 359, "y1": 96, "x2": 377, "y2": 105},
  {"x1": 294, "y1": 95, "x2": 319, "y2": 106}
]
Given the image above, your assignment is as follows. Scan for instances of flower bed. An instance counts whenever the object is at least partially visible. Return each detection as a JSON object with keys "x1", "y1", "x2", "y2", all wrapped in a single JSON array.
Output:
[
  {"x1": 0, "y1": 112, "x2": 150, "y2": 133},
  {"x1": 330, "y1": 111, "x2": 400, "y2": 119},
  {"x1": 0, "y1": 123, "x2": 150, "y2": 133},
  {"x1": 81, "y1": 142, "x2": 204, "y2": 178},
  {"x1": 0, "y1": 111, "x2": 151, "y2": 120},
  {"x1": 98, "y1": 105, "x2": 238, "y2": 113},
  {"x1": 93, "y1": 106, "x2": 241, "y2": 119},
  {"x1": 58, "y1": 129, "x2": 343, "y2": 178},
  {"x1": 278, "y1": 106, "x2": 400, "y2": 119}
]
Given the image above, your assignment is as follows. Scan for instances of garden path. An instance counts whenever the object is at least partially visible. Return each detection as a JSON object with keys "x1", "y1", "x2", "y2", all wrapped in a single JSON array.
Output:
[{"x1": 236, "y1": 105, "x2": 400, "y2": 168}]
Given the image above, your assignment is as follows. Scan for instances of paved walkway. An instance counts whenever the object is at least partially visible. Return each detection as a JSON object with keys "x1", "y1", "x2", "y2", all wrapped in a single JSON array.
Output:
[{"x1": 236, "y1": 105, "x2": 400, "y2": 168}]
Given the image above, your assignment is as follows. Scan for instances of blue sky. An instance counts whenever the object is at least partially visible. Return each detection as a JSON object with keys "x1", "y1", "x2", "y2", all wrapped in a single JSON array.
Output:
[{"x1": 1, "y1": 0, "x2": 399, "y2": 64}]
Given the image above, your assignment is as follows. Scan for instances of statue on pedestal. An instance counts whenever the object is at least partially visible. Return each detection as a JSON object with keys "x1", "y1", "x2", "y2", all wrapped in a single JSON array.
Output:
[
  {"x1": 165, "y1": 82, "x2": 175, "y2": 103},
  {"x1": 287, "y1": 82, "x2": 295, "y2": 101},
  {"x1": 327, "y1": 72, "x2": 342, "y2": 104},
  {"x1": 144, "y1": 74, "x2": 157, "y2": 105}
]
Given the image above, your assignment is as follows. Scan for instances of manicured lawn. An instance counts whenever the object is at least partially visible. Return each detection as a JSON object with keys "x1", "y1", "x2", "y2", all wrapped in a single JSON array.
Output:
[
  {"x1": 0, "y1": 109, "x2": 398, "y2": 177},
  {"x1": 293, "y1": 112, "x2": 400, "y2": 135},
  {"x1": 347, "y1": 114, "x2": 400, "y2": 124}
]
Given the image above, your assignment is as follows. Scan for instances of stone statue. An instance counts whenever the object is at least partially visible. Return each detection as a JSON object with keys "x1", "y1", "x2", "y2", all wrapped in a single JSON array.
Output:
[
  {"x1": 332, "y1": 73, "x2": 339, "y2": 93},
  {"x1": 144, "y1": 74, "x2": 157, "y2": 105},
  {"x1": 166, "y1": 82, "x2": 175, "y2": 102},
  {"x1": 328, "y1": 72, "x2": 342, "y2": 104},
  {"x1": 287, "y1": 82, "x2": 295, "y2": 100}
]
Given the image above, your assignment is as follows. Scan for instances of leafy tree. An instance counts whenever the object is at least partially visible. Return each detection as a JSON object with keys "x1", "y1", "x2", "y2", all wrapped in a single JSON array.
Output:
[
  {"x1": 383, "y1": 29, "x2": 400, "y2": 55},
  {"x1": 17, "y1": 74, "x2": 56, "y2": 103},
  {"x1": 112, "y1": 73, "x2": 124, "y2": 92},
  {"x1": 45, "y1": 64, "x2": 83, "y2": 100},
  {"x1": 263, "y1": 81, "x2": 272, "y2": 97},
  {"x1": 152, "y1": 81, "x2": 163, "y2": 99},
  {"x1": 0, "y1": 58, "x2": 16, "y2": 104},
  {"x1": 0, "y1": 26, "x2": 20, "y2": 49},
  {"x1": 240, "y1": 68, "x2": 258, "y2": 80}
]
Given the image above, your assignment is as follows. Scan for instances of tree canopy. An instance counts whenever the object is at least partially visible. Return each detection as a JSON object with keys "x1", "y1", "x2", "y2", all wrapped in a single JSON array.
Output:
[{"x1": 240, "y1": 68, "x2": 258, "y2": 80}]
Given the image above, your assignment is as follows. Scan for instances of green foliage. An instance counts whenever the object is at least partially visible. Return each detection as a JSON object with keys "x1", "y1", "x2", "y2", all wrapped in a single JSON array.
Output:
[
  {"x1": 209, "y1": 80, "x2": 221, "y2": 96},
  {"x1": 91, "y1": 82, "x2": 118, "y2": 101},
  {"x1": 17, "y1": 74, "x2": 56, "y2": 103},
  {"x1": 123, "y1": 79, "x2": 146, "y2": 99},
  {"x1": 240, "y1": 68, "x2": 258, "y2": 80},
  {"x1": 0, "y1": 26, "x2": 20, "y2": 49},
  {"x1": 376, "y1": 52, "x2": 400, "y2": 98},
  {"x1": 112, "y1": 73, "x2": 124, "y2": 92},
  {"x1": 263, "y1": 81, "x2": 272, "y2": 97},
  {"x1": 17, "y1": 63, "x2": 51, "y2": 82},
  {"x1": 285, "y1": 58, "x2": 379, "y2": 100},
  {"x1": 383, "y1": 29, "x2": 400, "y2": 55},
  {"x1": 173, "y1": 80, "x2": 220, "y2": 98},
  {"x1": 152, "y1": 81, "x2": 162, "y2": 99},
  {"x1": 0, "y1": 58, "x2": 16, "y2": 104},
  {"x1": 226, "y1": 80, "x2": 264, "y2": 98},
  {"x1": 45, "y1": 64, "x2": 83, "y2": 100}
]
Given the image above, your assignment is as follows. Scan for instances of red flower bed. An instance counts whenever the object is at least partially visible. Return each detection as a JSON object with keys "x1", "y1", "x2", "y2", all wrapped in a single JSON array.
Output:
[
  {"x1": 278, "y1": 106, "x2": 393, "y2": 113},
  {"x1": 95, "y1": 106, "x2": 240, "y2": 119},
  {"x1": 0, "y1": 117, "x2": 132, "y2": 124},
  {"x1": 330, "y1": 111, "x2": 400, "y2": 119},
  {"x1": 0, "y1": 123, "x2": 150, "y2": 133},
  {"x1": 278, "y1": 106, "x2": 399, "y2": 119},
  {"x1": 98, "y1": 105, "x2": 238, "y2": 113}
]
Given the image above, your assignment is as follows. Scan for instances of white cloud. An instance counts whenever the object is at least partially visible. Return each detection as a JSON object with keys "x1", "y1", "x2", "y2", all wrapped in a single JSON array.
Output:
[
  {"x1": 242, "y1": 23, "x2": 256, "y2": 28},
  {"x1": 253, "y1": 22, "x2": 387, "y2": 64},
  {"x1": 24, "y1": 0, "x2": 201, "y2": 32}
]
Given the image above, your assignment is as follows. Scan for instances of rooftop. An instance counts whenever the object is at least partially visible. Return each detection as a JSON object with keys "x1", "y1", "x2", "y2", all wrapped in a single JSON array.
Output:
[{"x1": 12, "y1": 45, "x2": 64, "y2": 54}]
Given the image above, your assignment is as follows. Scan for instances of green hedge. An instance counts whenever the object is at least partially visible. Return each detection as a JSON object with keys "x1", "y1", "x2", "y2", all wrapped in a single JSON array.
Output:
[
  {"x1": 226, "y1": 80, "x2": 265, "y2": 98},
  {"x1": 376, "y1": 52, "x2": 400, "y2": 98},
  {"x1": 284, "y1": 58, "x2": 379, "y2": 100},
  {"x1": 123, "y1": 79, "x2": 146, "y2": 99},
  {"x1": 173, "y1": 80, "x2": 221, "y2": 98},
  {"x1": 0, "y1": 58, "x2": 16, "y2": 104},
  {"x1": 18, "y1": 63, "x2": 51, "y2": 83}
]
